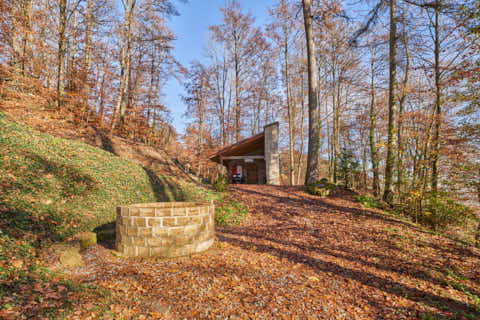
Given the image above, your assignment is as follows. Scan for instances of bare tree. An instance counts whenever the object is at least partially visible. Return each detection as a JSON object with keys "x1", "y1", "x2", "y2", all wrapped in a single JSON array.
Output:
[{"x1": 302, "y1": 0, "x2": 320, "y2": 185}]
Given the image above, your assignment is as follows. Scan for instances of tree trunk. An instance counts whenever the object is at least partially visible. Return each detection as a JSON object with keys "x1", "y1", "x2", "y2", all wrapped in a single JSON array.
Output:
[
  {"x1": 383, "y1": 0, "x2": 397, "y2": 204},
  {"x1": 234, "y1": 30, "x2": 241, "y2": 142},
  {"x1": 369, "y1": 53, "x2": 380, "y2": 197},
  {"x1": 113, "y1": 0, "x2": 135, "y2": 129},
  {"x1": 69, "y1": 7, "x2": 78, "y2": 92},
  {"x1": 284, "y1": 23, "x2": 295, "y2": 186},
  {"x1": 334, "y1": 73, "x2": 341, "y2": 184},
  {"x1": 297, "y1": 86, "x2": 306, "y2": 185},
  {"x1": 56, "y1": 0, "x2": 67, "y2": 108},
  {"x1": 98, "y1": 67, "x2": 106, "y2": 118},
  {"x1": 317, "y1": 62, "x2": 323, "y2": 177},
  {"x1": 20, "y1": 0, "x2": 33, "y2": 75},
  {"x1": 302, "y1": 0, "x2": 320, "y2": 185},
  {"x1": 431, "y1": 0, "x2": 441, "y2": 193},
  {"x1": 147, "y1": 44, "x2": 156, "y2": 125},
  {"x1": 362, "y1": 139, "x2": 367, "y2": 189},
  {"x1": 84, "y1": 0, "x2": 93, "y2": 112},
  {"x1": 396, "y1": 3, "x2": 410, "y2": 198},
  {"x1": 326, "y1": 91, "x2": 332, "y2": 181}
]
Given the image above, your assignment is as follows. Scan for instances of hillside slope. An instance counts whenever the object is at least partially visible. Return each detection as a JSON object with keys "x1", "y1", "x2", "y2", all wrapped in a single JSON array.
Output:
[
  {"x1": 0, "y1": 111, "x2": 188, "y2": 241},
  {"x1": 0, "y1": 111, "x2": 189, "y2": 318}
]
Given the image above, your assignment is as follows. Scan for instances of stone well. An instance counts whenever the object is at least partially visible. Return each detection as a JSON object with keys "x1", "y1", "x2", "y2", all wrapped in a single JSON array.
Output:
[{"x1": 115, "y1": 202, "x2": 215, "y2": 258}]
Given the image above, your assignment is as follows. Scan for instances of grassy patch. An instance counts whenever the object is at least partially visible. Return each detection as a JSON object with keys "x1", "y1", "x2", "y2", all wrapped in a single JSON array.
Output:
[
  {"x1": 179, "y1": 181, "x2": 249, "y2": 226},
  {"x1": 214, "y1": 197, "x2": 249, "y2": 226},
  {"x1": 357, "y1": 194, "x2": 381, "y2": 209}
]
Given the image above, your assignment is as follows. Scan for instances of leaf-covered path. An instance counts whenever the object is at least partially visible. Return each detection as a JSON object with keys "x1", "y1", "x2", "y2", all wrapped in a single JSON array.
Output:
[{"x1": 71, "y1": 185, "x2": 480, "y2": 319}]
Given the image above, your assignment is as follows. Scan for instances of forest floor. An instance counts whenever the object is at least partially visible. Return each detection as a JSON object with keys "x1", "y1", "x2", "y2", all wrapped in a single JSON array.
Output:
[{"x1": 57, "y1": 185, "x2": 480, "y2": 320}]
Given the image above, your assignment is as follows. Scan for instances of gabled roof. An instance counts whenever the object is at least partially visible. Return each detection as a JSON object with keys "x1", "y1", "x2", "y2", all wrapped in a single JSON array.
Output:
[{"x1": 209, "y1": 132, "x2": 264, "y2": 163}]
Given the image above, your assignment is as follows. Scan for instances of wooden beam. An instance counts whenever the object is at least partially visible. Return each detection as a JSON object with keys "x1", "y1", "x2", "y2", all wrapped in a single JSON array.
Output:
[{"x1": 220, "y1": 156, "x2": 265, "y2": 160}]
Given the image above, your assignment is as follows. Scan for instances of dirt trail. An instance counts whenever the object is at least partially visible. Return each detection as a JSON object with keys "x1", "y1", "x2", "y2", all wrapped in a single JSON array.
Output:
[{"x1": 68, "y1": 185, "x2": 480, "y2": 319}]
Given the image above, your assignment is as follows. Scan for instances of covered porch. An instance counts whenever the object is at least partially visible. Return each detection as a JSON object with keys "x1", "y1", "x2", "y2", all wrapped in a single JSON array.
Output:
[
  {"x1": 209, "y1": 133, "x2": 267, "y2": 184},
  {"x1": 209, "y1": 122, "x2": 280, "y2": 185}
]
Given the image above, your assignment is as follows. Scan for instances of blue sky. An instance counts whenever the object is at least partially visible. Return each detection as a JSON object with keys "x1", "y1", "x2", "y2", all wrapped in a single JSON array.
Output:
[{"x1": 163, "y1": 0, "x2": 276, "y2": 134}]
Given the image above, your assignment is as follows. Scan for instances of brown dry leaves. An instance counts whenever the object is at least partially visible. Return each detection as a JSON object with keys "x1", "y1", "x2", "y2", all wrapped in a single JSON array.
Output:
[{"x1": 65, "y1": 185, "x2": 480, "y2": 319}]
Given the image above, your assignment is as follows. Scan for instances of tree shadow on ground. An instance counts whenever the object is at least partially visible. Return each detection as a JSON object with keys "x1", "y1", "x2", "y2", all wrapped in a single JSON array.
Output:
[
  {"x1": 216, "y1": 233, "x2": 480, "y2": 319},
  {"x1": 0, "y1": 151, "x2": 99, "y2": 242},
  {"x1": 0, "y1": 206, "x2": 60, "y2": 244},
  {"x1": 8, "y1": 151, "x2": 98, "y2": 199},
  {"x1": 217, "y1": 224, "x2": 480, "y2": 300},
  {"x1": 233, "y1": 185, "x2": 460, "y2": 240},
  {"x1": 95, "y1": 130, "x2": 116, "y2": 154},
  {"x1": 220, "y1": 185, "x2": 480, "y2": 318},
  {"x1": 143, "y1": 166, "x2": 186, "y2": 202}
]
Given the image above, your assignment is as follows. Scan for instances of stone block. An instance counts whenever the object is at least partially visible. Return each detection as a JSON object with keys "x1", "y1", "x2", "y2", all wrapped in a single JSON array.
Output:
[
  {"x1": 131, "y1": 237, "x2": 146, "y2": 246},
  {"x1": 121, "y1": 217, "x2": 131, "y2": 226},
  {"x1": 148, "y1": 218, "x2": 162, "y2": 227},
  {"x1": 172, "y1": 208, "x2": 187, "y2": 216},
  {"x1": 163, "y1": 217, "x2": 176, "y2": 227},
  {"x1": 155, "y1": 208, "x2": 171, "y2": 217},
  {"x1": 134, "y1": 217, "x2": 147, "y2": 227},
  {"x1": 148, "y1": 237, "x2": 167, "y2": 247},
  {"x1": 187, "y1": 207, "x2": 199, "y2": 216},
  {"x1": 121, "y1": 207, "x2": 130, "y2": 217},
  {"x1": 169, "y1": 227, "x2": 184, "y2": 237},
  {"x1": 126, "y1": 227, "x2": 137, "y2": 237},
  {"x1": 138, "y1": 227, "x2": 152, "y2": 237},
  {"x1": 198, "y1": 223, "x2": 207, "y2": 232},
  {"x1": 119, "y1": 244, "x2": 136, "y2": 256},
  {"x1": 74, "y1": 232, "x2": 97, "y2": 248},
  {"x1": 120, "y1": 235, "x2": 132, "y2": 245},
  {"x1": 52, "y1": 241, "x2": 83, "y2": 268},
  {"x1": 138, "y1": 208, "x2": 154, "y2": 217},
  {"x1": 129, "y1": 208, "x2": 140, "y2": 216},
  {"x1": 176, "y1": 217, "x2": 189, "y2": 226},
  {"x1": 137, "y1": 247, "x2": 150, "y2": 257},
  {"x1": 153, "y1": 228, "x2": 168, "y2": 237},
  {"x1": 126, "y1": 246, "x2": 137, "y2": 256},
  {"x1": 165, "y1": 247, "x2": 184, "y2": 258},
  {"x1": 184, "y1": 225, "x2": 199, "y2": 237},
  {"x1": 151, "y1": 247, "x2": 167, "y2": 256},
  {"x1": 189, "y1": 216, "x2": 202, "y2": 225}
]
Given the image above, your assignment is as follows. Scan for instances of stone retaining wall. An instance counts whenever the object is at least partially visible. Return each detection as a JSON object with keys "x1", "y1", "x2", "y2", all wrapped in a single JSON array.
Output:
[{"x1": 115, "y1": 202, "x2": 215, "y2": 258}]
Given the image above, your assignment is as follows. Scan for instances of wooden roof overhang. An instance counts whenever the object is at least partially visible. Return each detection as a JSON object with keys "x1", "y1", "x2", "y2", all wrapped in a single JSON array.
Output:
[{"x1": 209, "y1": 132, "x2": 265, "y2": 164}]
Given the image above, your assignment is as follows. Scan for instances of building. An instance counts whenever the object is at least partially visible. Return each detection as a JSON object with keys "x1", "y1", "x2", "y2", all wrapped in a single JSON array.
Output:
[{"x1": 209, "y1": 122, "x2": 280, "y2": 185}]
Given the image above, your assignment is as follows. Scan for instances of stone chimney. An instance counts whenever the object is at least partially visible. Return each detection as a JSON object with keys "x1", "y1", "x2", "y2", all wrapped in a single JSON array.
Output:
[{"x1": 264, "y1": 122, "x2": 280, "y2": 185}]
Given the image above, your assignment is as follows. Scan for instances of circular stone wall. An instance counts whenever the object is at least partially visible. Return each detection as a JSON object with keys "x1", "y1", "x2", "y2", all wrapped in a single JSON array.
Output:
[{"x1": 115, "y1": 202, "x2": 215, "y2": 258}]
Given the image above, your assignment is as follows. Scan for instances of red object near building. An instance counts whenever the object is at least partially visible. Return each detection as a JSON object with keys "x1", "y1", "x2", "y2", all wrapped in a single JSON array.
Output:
[{"x1": 208, "y1": 122, "x2": 280, "y2": 185}]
